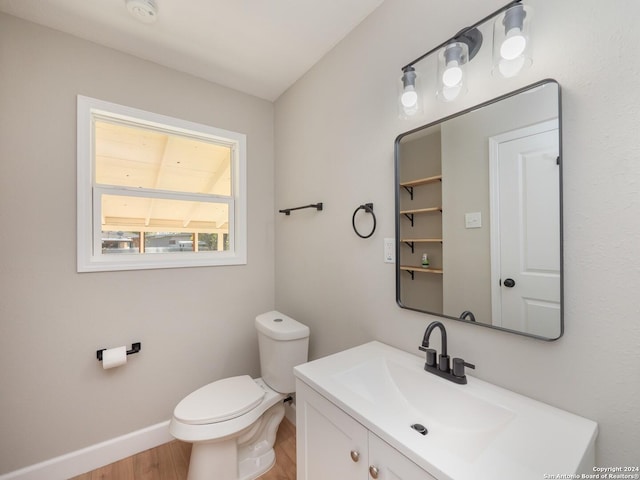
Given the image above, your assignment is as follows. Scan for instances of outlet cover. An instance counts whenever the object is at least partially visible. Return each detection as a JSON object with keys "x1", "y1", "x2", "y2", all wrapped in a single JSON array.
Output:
[{"x1": 384, "y1": 238, "x2": 395, "y2": 263}]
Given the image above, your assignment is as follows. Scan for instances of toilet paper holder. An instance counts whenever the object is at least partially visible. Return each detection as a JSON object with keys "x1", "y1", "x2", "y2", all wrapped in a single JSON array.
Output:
[{"x1": 96, "y1": 342, "x2": 142, "y2": 362}]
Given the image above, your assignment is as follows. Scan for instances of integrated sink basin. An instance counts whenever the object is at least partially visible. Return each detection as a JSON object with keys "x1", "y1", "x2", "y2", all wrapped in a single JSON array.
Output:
[
  {"x1": 294, "y1": 341, "x2": 598, "y2": 479},
  {"x1": 333, "y1": 355, "x2": 514, "y2": 462}
]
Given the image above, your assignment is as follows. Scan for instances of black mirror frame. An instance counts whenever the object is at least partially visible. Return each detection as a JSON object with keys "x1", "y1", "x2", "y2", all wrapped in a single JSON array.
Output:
[{"x1": 394, "y1": 79, "x2": 563, "y2": 341}]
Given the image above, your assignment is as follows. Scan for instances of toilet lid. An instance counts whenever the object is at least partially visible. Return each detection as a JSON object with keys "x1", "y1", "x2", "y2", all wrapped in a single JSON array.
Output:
[{"x1": 174, "y1": 375, "x2": 265, "y2": 425}]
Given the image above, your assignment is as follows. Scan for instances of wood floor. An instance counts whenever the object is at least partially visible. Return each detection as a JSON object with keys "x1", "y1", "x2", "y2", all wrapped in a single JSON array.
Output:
[{"x1": 70, "y1": 418, "x2": 296, "y2": 480}]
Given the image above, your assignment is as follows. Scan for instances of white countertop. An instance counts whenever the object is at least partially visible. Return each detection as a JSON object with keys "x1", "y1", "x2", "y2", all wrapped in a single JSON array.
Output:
[{"x1": 294, "y1": 341, "x2": 598, "y2": 480}]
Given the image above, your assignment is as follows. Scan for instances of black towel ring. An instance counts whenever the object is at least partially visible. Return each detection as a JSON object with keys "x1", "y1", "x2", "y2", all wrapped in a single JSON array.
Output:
[{"x1": 352, "y1": 203, "x2": 376, "y2": 239}]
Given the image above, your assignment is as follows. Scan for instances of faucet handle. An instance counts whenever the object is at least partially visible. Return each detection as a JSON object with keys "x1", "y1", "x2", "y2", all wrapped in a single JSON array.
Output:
[
  {"x1": 424, "y1": 348, "x2": 437, "y2": 367},
  {"x1": 452, "y1": 358, "x2": 475, "y2": 378},
  {"x1": 419, "y1": 345, "x2": 437, "y2": 367}
]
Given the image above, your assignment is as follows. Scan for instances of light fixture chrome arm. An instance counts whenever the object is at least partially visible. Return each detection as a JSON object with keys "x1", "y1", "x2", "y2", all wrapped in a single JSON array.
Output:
[{"x1": 400, "y1": 0, "x2": 522, "y2": 71}]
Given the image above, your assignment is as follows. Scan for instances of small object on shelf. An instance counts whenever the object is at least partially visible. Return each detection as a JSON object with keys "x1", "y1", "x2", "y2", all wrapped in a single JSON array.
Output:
[{"x1": 421, "y1": 253, "x2": 430, "y2": 267}]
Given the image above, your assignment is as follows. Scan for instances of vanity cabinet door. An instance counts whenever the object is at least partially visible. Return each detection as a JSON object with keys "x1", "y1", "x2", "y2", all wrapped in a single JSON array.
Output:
[
  {"x1": 296, "y1": 380, "x2": 368, "y2": 480},
  {"x1": 368, "y1": 433, "x2": 437, "y2": 480}
]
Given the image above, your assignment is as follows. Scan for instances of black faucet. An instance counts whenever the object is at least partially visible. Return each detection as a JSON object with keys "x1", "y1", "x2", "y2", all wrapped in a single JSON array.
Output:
[
  {"x1": 419, "y1": 321, "x2": 475, "y2": 384},
  {"x1": 459, "y1": 310, "x2": 476, "y2": 322}
]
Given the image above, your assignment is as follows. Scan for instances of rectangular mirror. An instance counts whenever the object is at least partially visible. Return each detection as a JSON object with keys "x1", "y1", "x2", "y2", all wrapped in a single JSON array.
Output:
[{"x1": 395, "y1": 79, "x2": 562, "y2": 340}]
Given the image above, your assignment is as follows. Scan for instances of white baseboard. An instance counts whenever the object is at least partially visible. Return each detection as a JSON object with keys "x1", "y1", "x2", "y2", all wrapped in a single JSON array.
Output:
[{"x1": 0, "y1": 420, "x2": 173, "y2": 480}]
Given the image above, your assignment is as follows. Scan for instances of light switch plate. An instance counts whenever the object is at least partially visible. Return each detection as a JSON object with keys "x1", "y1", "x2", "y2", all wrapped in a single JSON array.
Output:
[{"x1": 465, "y1": 212, "x2": 482, "y2": 229}]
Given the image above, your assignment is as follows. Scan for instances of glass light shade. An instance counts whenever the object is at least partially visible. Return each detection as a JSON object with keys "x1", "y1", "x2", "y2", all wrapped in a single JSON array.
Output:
[
  {"x1": 399, "y1": 67, "x2": 422, "y2": 117},
  {"x1": 437, "y1": 42, "x2": 469, "y2": 102},
  {"x1": 501, "y1": 28, "x2": 527, "y2": 60},
  {"x1": 401, "y1": 86, "x2": 418, "y2": 108},
  {"x1": 493, "y1": 4, "x2": 533, "y2": 78},
  {"x1": 442, "y1": 62, "x2": 463, "y2": 87}
]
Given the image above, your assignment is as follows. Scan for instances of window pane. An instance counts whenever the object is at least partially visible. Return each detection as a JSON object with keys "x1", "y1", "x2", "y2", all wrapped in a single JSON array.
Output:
[
  {"x1": 100, "y1": 231, "x2": 229, "y2": 254},
  {"x1": 144, "y1": 233, "x2": 199, "y2": 253},
  {"x1": 95, "y1": 121, "x2": 232, "y2": 196},
  {"x1": 101, "y1": 194, "x2": 229, "y2": 254},
  {"x1": 102, "y1": 231, "x2": 140, "y2": 254}
]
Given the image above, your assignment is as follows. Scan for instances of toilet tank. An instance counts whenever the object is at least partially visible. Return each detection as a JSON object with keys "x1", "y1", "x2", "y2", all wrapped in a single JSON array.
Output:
[{"x1": 255, "y1": 311, "x2": 310, "y2": 393}]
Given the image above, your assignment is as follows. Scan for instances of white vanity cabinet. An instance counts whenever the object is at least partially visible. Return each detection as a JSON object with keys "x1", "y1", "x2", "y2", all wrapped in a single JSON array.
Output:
[
  {"x1": 297, "y1": 379, "x2": 435, "y2": 480},
  {"x1": 368, "y1": 433, "x2": 435, "y2": 480}
]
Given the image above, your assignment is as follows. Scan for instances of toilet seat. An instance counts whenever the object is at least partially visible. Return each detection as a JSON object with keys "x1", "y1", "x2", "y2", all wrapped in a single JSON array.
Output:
[
  {"x1": 170, "y1": 377, "x2": 285, "y2": 444},
  {"x1": 174, "y1": 375, "x2": 265, "y2": 425}
]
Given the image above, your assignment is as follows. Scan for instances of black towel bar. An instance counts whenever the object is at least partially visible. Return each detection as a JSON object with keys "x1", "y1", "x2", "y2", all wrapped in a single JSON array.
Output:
[{"x1": 279, "y1": 203, "x2": 323, "y2": 215}]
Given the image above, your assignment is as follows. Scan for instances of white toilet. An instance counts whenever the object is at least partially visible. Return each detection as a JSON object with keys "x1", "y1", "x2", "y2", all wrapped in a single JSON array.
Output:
[{"x1": 169, "y1": 311, "x2": 310, "y2": 480}]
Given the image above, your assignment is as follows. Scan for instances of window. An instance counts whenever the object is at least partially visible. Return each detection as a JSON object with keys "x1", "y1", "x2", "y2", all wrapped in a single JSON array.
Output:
[{"x1": 77, "y1": 96, "x2": 246, "y2": 272}]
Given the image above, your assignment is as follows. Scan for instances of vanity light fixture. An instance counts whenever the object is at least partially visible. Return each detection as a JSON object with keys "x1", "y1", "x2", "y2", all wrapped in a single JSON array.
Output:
[
  {"x1": 437, "y1": 42, "x2": 469, "y2": 102},
  {"x1": 398, "y1": 0, "x2": 532, "y2": 115},
  {"x1": 400, "y1": 66, "x2": 421, "y2": 117},
  {"x1": 436, "y1": 27, "x2": 482, "y2": 102},
  {"x1": 493, "y1": 3, "x2": 533, "y2": 78},
  {"x1": 441, "y1": 44, "x2": 465, "y2": 88}
]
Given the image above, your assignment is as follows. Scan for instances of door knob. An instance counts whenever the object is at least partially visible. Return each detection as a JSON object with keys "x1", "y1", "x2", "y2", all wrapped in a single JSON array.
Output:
[
  {"x1": 503, "y1": 278, "x2": 516, "y2": 288},
  {"x1": 369, "y1": 465, "x2": 379, "y2": 479},
  {"x1": 350, "y1": 450, "x2": 360, "y2": 462}
]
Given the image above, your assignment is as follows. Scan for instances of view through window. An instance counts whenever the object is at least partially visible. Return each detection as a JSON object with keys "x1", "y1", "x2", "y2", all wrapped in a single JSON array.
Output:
[{"x1": 96, "y1": 119, "x2": 232, "y2": 254}]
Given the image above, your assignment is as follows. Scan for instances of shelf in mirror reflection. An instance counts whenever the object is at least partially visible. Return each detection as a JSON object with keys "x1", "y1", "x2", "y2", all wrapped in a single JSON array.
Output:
[
  {"x1": 400, "y1": 238, "x2": 442, "y2": 243},
  {"x1": 399, "y1": 207, "x2": 442, "y2": 214},
  {"x1": 400, "y1": 266, "x2": 443, "y2": 275},
  {"x1": 399, "y1": 174, "x2": 442, "y2": 188}
]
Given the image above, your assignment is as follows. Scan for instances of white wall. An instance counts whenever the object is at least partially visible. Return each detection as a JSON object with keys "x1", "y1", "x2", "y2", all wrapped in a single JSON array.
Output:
[
  {"x1": 275, "y1": 0, "x2": 640, "y2": 466},
  {"x1": 0, "y1": 14, "x2": 275, "y2": 474}
]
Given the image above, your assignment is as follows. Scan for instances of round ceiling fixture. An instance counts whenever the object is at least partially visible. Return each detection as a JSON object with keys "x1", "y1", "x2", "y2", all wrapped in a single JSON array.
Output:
[{"x1": 125, "y1": 0, "x2": 158, "y2": 24}]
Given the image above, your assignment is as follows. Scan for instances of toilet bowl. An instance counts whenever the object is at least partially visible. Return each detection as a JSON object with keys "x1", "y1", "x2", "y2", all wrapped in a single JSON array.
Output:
[{"x1": 169, "y1": 311, "x2": 309, "y2": 480}]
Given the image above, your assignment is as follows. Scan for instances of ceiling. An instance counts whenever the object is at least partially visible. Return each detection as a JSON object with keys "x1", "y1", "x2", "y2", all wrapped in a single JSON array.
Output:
[
  {"x1": 96, "y1": 120, "x2": 232, "y2": 233},
  {"x1": 0, "y1": 0, "x2": 384, "y2": 101}
]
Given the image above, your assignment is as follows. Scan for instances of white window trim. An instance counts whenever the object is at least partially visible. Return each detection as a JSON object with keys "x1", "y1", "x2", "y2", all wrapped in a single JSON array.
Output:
[{"x1": 77, "y1": 95, "x2": 247, "y2": 272}]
